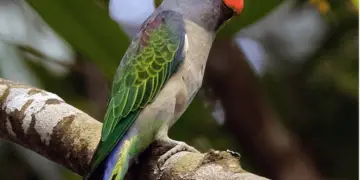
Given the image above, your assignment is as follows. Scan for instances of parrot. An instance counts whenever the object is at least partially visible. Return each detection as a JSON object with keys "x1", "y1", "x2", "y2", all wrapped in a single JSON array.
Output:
[{"x1": 84, "y1": 0, "x2": 244, "y2": 179}]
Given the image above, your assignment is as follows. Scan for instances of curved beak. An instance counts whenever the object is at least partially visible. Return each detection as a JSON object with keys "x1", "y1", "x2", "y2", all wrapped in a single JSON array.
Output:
[{"x1": 223, "y1": 0, "x2": 244, "y2": 15}]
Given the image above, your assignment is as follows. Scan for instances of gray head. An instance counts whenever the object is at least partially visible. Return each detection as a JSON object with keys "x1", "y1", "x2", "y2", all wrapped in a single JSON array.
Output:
[{"x1": 160, "y1": 0, "x2": 243, "y2": 32}]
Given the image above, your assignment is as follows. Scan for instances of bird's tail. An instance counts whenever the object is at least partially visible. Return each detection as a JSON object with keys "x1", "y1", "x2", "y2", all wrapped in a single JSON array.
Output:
[{"x1": 86, "y1": 131, "x2": 140, "y2": 180}]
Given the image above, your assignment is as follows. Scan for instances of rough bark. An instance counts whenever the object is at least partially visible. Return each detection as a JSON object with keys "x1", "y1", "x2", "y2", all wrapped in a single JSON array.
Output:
[{"x1": 0, "y1": 78, "x2": 268, "y2": 180}]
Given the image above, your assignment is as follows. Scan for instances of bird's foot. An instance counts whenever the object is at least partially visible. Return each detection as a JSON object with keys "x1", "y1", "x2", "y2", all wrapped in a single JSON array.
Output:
[
  {"x1": 156, "y1": 137, "x2": 199, "y2": 169},
  {"x1": 226, "y1": 149, "x2": 241, "y2": 158}
]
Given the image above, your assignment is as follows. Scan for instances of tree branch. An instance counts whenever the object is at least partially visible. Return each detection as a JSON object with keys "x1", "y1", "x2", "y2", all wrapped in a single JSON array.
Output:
[{"x1": 0, "y1": 78, "x2": 268, "y2": 180}]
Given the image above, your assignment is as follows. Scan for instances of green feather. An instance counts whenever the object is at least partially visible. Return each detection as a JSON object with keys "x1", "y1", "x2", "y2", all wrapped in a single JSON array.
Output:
[{"x1": 87, "y1": 11, "x2": 186, "y2": 177}]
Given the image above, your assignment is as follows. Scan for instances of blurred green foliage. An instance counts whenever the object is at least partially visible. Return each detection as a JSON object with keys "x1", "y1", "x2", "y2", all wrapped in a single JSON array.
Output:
[
  {"x1": 26, "y1": 0, "x2": 130, "y2": 79},
  {"x1": 261, "y1": 2, "x2": 358, "y2": 179},
  {"x1": 0, "y1": 0, "x2": 356, "y2": 180},
  {"x1": 26, "y1": 0, "x2": 285, "y2": 81}
]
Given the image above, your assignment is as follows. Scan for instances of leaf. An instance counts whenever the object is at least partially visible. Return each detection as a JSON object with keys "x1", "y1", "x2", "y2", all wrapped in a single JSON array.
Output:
[{"x1": 26, "y1": 0, "x2": 130, "y2": 79}]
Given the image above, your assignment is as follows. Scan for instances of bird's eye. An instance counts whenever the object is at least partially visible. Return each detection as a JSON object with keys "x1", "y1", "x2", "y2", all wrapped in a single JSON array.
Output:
[{"x1": 223, "y1": 0, "x2": 244, "y2": 14}]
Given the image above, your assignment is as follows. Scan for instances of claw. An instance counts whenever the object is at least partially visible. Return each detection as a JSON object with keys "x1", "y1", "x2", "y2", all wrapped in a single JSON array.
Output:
[
  {"x1": 156, "y1": 137, "x2": 199, "y2": 169},
  {"x1": 226, "y1": 149, "x2": 241, "y2": 158}
]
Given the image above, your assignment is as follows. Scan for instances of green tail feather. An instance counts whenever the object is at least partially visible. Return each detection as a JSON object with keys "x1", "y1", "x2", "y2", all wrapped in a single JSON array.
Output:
[{"x1": 85, "y1": 111, "x2": 140, "y2": 180}]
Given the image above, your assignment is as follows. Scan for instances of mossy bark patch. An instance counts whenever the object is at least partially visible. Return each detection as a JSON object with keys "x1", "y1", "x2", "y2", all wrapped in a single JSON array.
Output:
[{"x1": 49, "y1": 114, "x2": 101, "y2": 175}]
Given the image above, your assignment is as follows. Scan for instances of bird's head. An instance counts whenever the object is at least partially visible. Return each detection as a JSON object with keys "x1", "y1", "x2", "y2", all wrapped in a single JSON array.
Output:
[{"x1": 160, "y1": 0, "x2": 244, "y2": 31}]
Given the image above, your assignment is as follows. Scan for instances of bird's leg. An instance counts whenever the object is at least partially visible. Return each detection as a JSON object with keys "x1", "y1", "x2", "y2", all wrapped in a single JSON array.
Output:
[
  {"x1": 154, "y1": 79, "x2": 199, "y2": 168},
  {"x1": 156, "y1": 136, "x2": 199, "y2": 169}
]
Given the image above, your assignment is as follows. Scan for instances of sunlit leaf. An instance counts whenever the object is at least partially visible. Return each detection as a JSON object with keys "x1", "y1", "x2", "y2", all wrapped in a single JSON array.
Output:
[{"x1": 26, "y1": 0, "x2": 130, "y2": 79}]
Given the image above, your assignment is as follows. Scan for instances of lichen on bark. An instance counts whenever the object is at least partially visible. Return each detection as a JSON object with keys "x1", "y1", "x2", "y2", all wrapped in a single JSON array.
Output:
[{"x1": 0, "y1": 78, "x2": 268, "y2": 180}]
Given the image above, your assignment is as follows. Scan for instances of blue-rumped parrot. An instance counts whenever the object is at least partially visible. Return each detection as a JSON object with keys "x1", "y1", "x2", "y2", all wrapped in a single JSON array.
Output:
[{"x1": 84, "y1": 0, "x2": 243, "y2": 179}]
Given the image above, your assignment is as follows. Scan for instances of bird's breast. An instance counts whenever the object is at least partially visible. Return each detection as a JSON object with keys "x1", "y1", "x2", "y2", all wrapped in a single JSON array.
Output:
[{"x1": 130, "y1": 20, "x2": 215, "y2": 137}]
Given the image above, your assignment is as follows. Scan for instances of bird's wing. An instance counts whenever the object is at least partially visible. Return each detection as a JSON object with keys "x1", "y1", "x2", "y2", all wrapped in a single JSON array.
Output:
[{"x1": 89, "y1": 10, "x2": 187, "y2": 173}]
